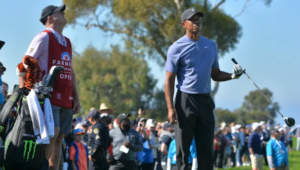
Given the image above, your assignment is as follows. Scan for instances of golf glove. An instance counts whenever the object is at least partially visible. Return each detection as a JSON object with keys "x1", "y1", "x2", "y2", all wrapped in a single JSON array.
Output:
[{"x1": 231, "y1": 64, "x2": 245, "y2": 79}]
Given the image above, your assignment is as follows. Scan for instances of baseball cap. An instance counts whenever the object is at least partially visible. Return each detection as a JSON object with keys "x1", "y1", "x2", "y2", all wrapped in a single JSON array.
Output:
[
  {"x1": 181, "y1": 8, "x2": 204, "y2": 22},
  {"x1": 73, "y1": 128, "x2": 84, "y2": 135},
  {"x1": 252, "y1": 122, "x2": 261, "y2": 131},
  {"x1": 163, "y1": 122, "x2": 172, "y2": 130},
  {"x1": 88, "y1": 109, "x2": 100, "y2": 119},
  {"x1": 81, "y1": 120, "x2": 90, "y2": 127},
  {"x1": 146, "y1": 119, "x2": 155, "y2": 127},
  {"x1": 40, "y1": 5, "x2": 66, "y2": 24},
  {"x1": 117, "y1": 113, "x2": 131, "y2": 124},
  {"x1": 138, "y1": 118, "x2": 147, "y2": 123}
]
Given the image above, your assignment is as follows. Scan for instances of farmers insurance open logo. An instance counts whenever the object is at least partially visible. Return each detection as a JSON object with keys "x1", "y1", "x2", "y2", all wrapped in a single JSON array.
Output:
[{"x1": 23, "y1": 140, "x2": 37, "y2": 161}]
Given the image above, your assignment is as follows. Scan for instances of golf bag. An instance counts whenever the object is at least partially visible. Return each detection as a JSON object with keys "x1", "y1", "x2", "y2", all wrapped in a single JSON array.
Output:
[
  {"x1": 3, "y1": 96, "x2": 44, "y2": 170},
  {"x1": 1, "y1": 65, "x2": 64, "y2": 170}
]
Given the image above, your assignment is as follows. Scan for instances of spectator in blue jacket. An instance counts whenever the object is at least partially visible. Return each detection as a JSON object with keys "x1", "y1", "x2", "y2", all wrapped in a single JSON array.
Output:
[
  {"x1": 267, "y1": 129, "x2": 289, "y2": 170},
  {"x1": 248, "y1": 122, "x2": 263, "y2": 170},
  {"x1": 167, "y1": 139, "x2": 197, "y2": 170}
]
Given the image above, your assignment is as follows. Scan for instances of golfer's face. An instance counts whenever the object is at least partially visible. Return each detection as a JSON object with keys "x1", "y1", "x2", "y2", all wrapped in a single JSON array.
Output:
[{"x1": 184, "y1": 15, "x2": 202, "y2": 33}]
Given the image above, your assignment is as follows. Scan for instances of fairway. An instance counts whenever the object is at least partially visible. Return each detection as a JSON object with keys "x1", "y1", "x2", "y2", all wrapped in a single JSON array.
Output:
[{"x1": 226, "y1": 138, "x2": 300, "y2": 170}]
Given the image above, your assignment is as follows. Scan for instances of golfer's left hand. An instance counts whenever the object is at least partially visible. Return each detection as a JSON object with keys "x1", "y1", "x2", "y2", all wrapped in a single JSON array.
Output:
[
  {"x1": 231, "y1": 64, "x2": 245, "y2": 79},
  {"x1": 73, "y1": 98, "x2": 81, "y2": 114}
]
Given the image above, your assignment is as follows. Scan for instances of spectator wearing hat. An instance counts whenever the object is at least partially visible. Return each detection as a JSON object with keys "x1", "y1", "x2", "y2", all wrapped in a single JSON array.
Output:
[
  {"x1": 0, "y1": 62, "x2": 6, "y2": 106},
  {"x1": 99, "y1": 103, "x2": 113, "y2": 115},
  {"x1": 267, "y1": 130, "x2": 289, "y2": 170},
  {"x1": 68, "y1": 128, "x2": 89, "y2": 170},
  {"x1": 145, "y1": 119, "x2": 161, "y2": 170},
  {"x1": 248, "y1": 122, "x2": 263, "y2": 170},
  {"x1": 160, "y1": 123, "x2": 175, "y2": 170},
  {"x1": 81, "y1": 120, "x2": 90, "y2": 145},
  {"x1": 107, "y1": 113, "x2": 143, "y2": 170},
  {"x1": 87, "y1": 110, "x2": 110, "y2": 170}
]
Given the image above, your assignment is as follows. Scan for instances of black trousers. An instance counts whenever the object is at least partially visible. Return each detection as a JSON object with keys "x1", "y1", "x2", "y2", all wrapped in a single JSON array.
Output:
[
  {"x1": 175, "y1": 90, "x2": 215, "y2": 170},
  {"x1": 109, "y1": 160, "x2": 137, "y2": 170},
  {"x1": 142, "y1": 162, "x2": 154, "y2": 170},
  {"x1": 230, "y1": 146, "x2": 236, "y2": 167},
  {"x1": 171, "y1": 164, "x2": 192, "y2": 170},
  {"x1": 217, "y1": 148, "x2": 225, "y2": 168}
]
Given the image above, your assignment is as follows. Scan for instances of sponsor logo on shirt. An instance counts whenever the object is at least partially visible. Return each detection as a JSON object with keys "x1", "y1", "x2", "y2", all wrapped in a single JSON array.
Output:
[{"x1": 61, "y1": 52, "x2": 71, "y2": 61}]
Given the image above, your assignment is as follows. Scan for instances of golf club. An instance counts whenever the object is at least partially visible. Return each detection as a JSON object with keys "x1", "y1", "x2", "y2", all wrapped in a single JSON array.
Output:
[
  {"x1": 231, "y1": 58, "x2": 295, "y2": 127},
  {"x1": 0, "y1": 41, "x2": 5, "y2": 50}
]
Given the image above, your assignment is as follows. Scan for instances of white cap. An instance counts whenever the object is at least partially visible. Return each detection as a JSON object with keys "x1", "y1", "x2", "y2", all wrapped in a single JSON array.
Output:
[
  {"x1": 75, "y1": 123, "x2": 83, "y2": 130},
  {"x1": 146, "y1": 119, "x2": 155, "y2": 127},
  {"x1": 252, "y1": 122, "x2": 261, "y2": 131},
  {"x1": 235, "y1": 124, "x2": 241, "y2": 129},
  {"x1": 259, "y1": 121, "x2": 265, "y2": 126},
  {"x1": 221, "y1": 122, "x2": 226, "y2": 128}
]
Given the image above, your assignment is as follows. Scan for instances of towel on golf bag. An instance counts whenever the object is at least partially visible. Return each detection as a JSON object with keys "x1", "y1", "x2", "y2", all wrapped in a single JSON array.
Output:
[
  {"x1": 27, "y1": 89, "x2": 54, "y2": 144},
  {"x1": 3, "y1": 98, "x2": 44, "y2": 170}
]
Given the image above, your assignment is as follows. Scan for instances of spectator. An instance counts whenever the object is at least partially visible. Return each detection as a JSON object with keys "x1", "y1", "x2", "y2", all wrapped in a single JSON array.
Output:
[
  {"x1": 230, "y1": 126, "x2": 238, "y2": 167},
  {"x1": 248, "y1": 122, "x2": 263, "y2": 170},
  {"x1": 0, "y1": 62, "x2": 6, "y2": 107},
  {"x1": 242, "y1": 127, "x2": 251, "y2": 166},
  {"x1": 238, "y1": 125, "x2": 245, "y2": 167},
  {"x1": 266, "y1": 129, "x2": 289, "y2": 170},
  {"x1": 213, "y1": 131, "x2": 221, "y2": 168},
  {"x1": 156, "y1": 122, "x2": 163, "y2": 137},
  {"x1": 160, "y1": 123, "x2": 175, "y2": 170},
  {"x1": 108, "y1": 113, "x2": 143, "y2": 170},
  {"x1": 141, "y1": 137, "x2": 155, "y2": 170},
  {"x1": 81, "y1": 120, "x2": 90, "y2": 145},
  {"x1": 2, "y1": 81, "x2": 8, "y2": 101},
  {"x1": 167, "y1": 139, "x2": 197, "y2": 170},
  {"x1": 217, "y1": 130, "x2": 227, "y2": 169},
  {"x1": 285, "y1": 127, "x2": 294, "y2": 155},
  {"x1": 279, "y1": 129, "x2": 286, "y2": 145},
  {"x1": 297, "y1": 129, "x2": 300, "y2": 151},
  {"x1": 68, "y1": 128, "x2": 88, "y2": 170},
  {"x1": 223, "y1": 127, "x2": 232, "y2": 168},
  {"x1": 98, "y1": 103, "x2": 113, "y2": 130},
  {"x1": 87, "y1": 109, "x2": 110, "y2": 170},
  {"x1": 146, "y1": 119, "x2": 161, "y2": 170},
  {"x1": 261, "y1": 122, "x2": 270, "y2": 166}
]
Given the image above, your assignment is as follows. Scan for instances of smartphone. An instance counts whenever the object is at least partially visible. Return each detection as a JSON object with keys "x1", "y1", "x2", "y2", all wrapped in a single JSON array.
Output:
[{"x1": 140, "y1": 105, "x2": 144, "y2": 112}]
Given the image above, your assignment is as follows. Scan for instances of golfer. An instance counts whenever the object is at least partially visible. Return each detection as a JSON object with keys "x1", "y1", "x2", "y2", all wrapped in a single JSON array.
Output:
[{"x1": 165, "y1": 8, "x2": 245, "y2": 170}]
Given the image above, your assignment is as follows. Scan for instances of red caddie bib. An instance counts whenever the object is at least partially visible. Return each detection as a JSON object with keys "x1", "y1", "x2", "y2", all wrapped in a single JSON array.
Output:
[{"x1": 44, "y1": 30, "x2": 73, "y2": 109}]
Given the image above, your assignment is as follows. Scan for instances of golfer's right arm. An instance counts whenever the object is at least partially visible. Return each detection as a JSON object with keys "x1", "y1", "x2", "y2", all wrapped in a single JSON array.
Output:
[
  {"x1": 165, "y1": 72, "x2": 176, "y2": 110},
  {"x1": 165, "y1": 46, "x2": 179, "y2": 111}
]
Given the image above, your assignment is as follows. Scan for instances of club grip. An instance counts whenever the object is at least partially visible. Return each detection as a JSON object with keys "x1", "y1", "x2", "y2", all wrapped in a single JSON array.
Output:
[{"x1": 231, "y1": 58, "x2": 238, "y2": 64}]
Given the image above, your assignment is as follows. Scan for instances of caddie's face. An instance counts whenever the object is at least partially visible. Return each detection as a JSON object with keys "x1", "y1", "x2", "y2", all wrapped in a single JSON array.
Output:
[
  {"x1": 182, "y1": 14, "x2": 202, "y2": 34},
  {"x1": 50, "y1": 11, "x2": 67, "y2": 25}
]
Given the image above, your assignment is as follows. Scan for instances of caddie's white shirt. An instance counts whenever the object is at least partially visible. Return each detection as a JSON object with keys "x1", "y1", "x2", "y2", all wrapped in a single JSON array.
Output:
[{"x1": 25, "y1": 28, "x2": 68, "y2": 74}]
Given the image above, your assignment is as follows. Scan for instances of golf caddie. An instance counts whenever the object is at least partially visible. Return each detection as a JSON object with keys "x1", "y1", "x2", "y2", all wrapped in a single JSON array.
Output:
[
  {"x1": 164, "y1": 8, "x2": 245, "y2": 170},
  {"x1": 19, "y1": 4, "x2": 81, "y2": 170}
]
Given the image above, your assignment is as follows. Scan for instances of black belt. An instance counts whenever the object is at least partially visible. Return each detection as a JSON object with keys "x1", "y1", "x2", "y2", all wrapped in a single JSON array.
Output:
[{"x1": 197, "y1": 93, "x2": 210, "y2": 96}]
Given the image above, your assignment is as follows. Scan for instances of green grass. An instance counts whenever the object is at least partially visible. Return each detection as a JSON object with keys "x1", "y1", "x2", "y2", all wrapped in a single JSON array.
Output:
[{"x1": 225, "y1": 137, "x2": 300, "y2": 170}]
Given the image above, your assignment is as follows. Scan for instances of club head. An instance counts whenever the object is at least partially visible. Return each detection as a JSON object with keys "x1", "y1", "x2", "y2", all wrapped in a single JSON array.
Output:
[
  {"x1": 0, "y1": 41, "x2": 4, "y2": 50},
  {"x1": 284, "y1": 117, "x2": 295, "y2": 127}
]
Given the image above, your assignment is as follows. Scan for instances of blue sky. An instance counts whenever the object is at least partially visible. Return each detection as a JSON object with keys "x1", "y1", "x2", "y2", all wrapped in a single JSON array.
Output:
[{"x1": 0, "y1": 0, "x2": 299, "y2": 125}]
